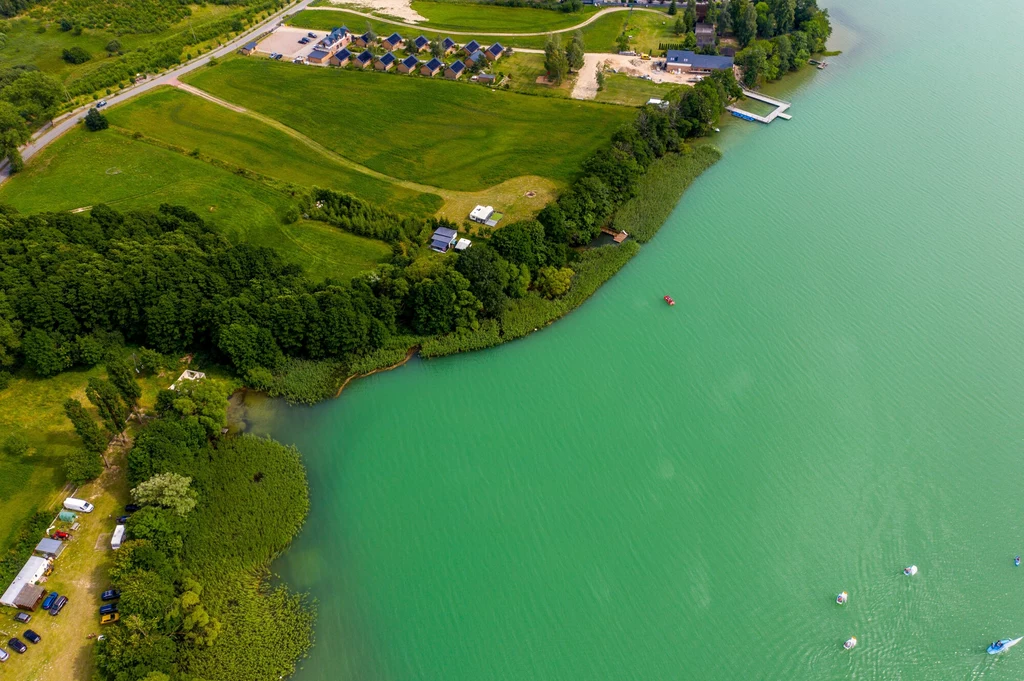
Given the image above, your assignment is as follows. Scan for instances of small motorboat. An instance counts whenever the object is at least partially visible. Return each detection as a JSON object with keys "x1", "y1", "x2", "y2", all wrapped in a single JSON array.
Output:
[
  {"x1": 713, "y1": 127, "x2": 721, "y2": 133},
  {"x1": 1015, "y1": 555, "x2": 1020, "y2": 567},
  {"x1": 844, "y1": 637, "x2": 857, "y2": 650},
  {"x1": 836, "y1": 591, "x2": 848, "y2": 605},
  {"x1": 904, "y1": 565, "x2": 918, "y2": 576},
  {"x1": 988, "y1": 637, "x2": 1023, "y2": 654},
  {"x1": 664, "y1": 295, "x2": 675, "y2": 306}
]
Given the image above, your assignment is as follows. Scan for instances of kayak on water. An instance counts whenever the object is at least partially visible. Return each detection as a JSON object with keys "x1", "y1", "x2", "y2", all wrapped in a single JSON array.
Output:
[
  {"x1": 988, "y1": 637, "x2": 1023, "y2": 654},
  {"x1": 1015, "y1": 555, "x2": 1020, "y2": 567}
]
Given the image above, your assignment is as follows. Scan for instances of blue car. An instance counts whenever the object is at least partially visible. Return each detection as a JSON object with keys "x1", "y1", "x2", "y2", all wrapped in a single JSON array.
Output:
[
  {"x1": 99, "y1": 603, "x2": 118, "y2": 615},
  {"x1": 41, "y1": 592, "x2": 58, "y2": 610},
  {"x1": 101, "y1": 589, "x2": 120, "y2": 601}
]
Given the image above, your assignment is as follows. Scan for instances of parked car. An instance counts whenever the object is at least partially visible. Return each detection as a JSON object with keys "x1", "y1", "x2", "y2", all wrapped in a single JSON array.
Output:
[
  {"x1": 97, "y1": 100, "x2": 107, "y2": 107},
  {"x1": 23, "y1": 630, "x2": 40, "y2": 644},
  {"x1": 63, "y1": 497, "x2": 94, "y2": 513},
  {"x1": 298, "y1": 37, "x2": 309, "y2": 44},
  {"x1": 116, "y1": 515, "x2": 129, "y2": 524},
  {"x1": 53, "y1": 530, "x2": 70, "y2": 540},
  {"x1": 99, "y1": 603, "x2": 118, "y2": 615},
  {"x1": 14, "y1": 612, "x2": 30, "y2": 623},
  {"x1": 0, "y1": 646, "x2": 8, "y2": 662},
  {"x1": 308, "y1": 32, "x2": 316, "y2": 38},
  {"x1": 125, "y1": 504, "x2": 140, "y2": 512},
  {"x1": 273, "y1": 53, "x2": 283, "y2": 60},
  {"x1": 101, "y1": 589, "x2": 120, "y2": 601},
  {"x1": 100, "y1": 613, "x2": 119, "y2": 625},
  {"x1": 7, "y1": 639, "x2": 26, "y2": 654},
  {"x1": 41, "y1": 592, "x2": 58, "y2": 610},
  {"x1": 49, "y1": 595, "x2": 68, "y2": 616}
]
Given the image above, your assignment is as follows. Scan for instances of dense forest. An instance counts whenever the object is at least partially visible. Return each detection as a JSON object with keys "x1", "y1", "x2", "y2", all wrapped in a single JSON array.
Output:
[{"x1": 0, "y1": 72, "x2": 741, "y2": 400}]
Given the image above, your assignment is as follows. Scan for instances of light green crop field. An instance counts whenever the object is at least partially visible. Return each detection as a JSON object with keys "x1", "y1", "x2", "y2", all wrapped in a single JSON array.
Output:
[
  {"x1": 407, "y1": 1, "x2": 600, "y2": 32},
  {"x1": 106, "y1": 86, "x2": 440, "y2": 215},
  {"x1": 0, "y1": 129, "x2": 393, "y2": 281},
  {"x1": 594, "y1": 73, "x2": 683, "y2": 106},
  {"x1": 0, "y1": 5, "x2": 237, "y2": 85},
  {"x1": 185, "y1": 58, "x2": 633, "y2": 191}
]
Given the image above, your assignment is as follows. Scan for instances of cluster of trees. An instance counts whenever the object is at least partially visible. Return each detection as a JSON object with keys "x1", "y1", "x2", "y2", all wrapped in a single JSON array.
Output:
[
  {"x1": 61, "y1": 45, "x2": 91, "y2": 63},
  {"x1": 483, "y1": 0, "x2": 583, "y2": 12},
  {"x1": 537, "y1": 67, "x2": 740, "y2": 246},
  {"x1": 0, "y1": 65, "x2": 64, "y2": 169},
  {"x1": 97, "y1": 399, "x2": 312, "y2": 681},
  {"x1": 543, "y1": 30, "x2": 584, "y2": 85},
  {"x1": 720, "y1": 0, "x2": 831, "y2": 50}
]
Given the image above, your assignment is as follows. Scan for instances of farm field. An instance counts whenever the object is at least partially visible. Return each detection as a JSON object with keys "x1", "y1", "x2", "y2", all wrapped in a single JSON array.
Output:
[
  {"x1": 0, "y1": 129, "x2": 393, "y2": 282},
  {"x1": 595, "y1": 72, "x2": 682, "y2": 106},
  {"x1": 185, "y1": 58, "x2": 633, "y2": 190}
]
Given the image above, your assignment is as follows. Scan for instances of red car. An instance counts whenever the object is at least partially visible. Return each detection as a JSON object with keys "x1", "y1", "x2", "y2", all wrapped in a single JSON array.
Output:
[{"x1": 52, "y1": 531, "x2": 70, "y2": 540}]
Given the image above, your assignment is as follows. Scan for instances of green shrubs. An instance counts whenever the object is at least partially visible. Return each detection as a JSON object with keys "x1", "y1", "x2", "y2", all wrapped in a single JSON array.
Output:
[
  {"x1": 246, "y1": 358, "x2": 345, "y2": 404},
  {"x1": 63, "y1": 448, "x2": 103, "y2": 485},
  {"x1": 61, "y1": 46, "x2": 91, "y2": 64},
  {"x1": 612, "y1": 146, "x2": 722, "y2": 242}
]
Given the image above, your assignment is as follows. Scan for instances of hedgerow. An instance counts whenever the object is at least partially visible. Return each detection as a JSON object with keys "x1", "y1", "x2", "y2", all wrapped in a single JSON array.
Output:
[{"x1": 0, "y1": 510, "x2": 52, "y2": 587}]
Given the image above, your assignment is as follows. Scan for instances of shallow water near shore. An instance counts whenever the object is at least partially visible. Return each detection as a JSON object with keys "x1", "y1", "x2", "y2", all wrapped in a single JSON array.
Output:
[{"x1": 253, "y1": 0, "x2": 1024, "y2": 677}]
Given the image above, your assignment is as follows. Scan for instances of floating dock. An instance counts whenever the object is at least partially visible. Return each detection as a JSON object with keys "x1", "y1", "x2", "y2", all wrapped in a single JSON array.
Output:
[{"x1": 726, "y1": 89, "x2": 792, "y2": 124}]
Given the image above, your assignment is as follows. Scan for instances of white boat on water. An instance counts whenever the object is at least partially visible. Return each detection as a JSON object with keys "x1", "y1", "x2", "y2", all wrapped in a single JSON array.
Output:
[
  {"x1": 904, "y1": 565, "x2": 918, "y2": 576},
  {"x1": 844, "y1": 637, "x2": 857, "y2": 650}
]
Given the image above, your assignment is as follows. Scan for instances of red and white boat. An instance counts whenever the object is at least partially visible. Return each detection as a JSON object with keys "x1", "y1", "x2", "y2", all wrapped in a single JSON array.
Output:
[{"x1": 664, "y1": 295, "x2": 675, "y2": 306}]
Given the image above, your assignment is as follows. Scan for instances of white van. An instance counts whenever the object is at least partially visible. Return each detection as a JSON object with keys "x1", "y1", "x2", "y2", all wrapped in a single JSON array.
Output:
[
  {"x1": 63, "y1": 497, "x2": 94, "y2": 513},
  {"x1": 111, "y1": 525, "x2": 125, "y2": 550}
]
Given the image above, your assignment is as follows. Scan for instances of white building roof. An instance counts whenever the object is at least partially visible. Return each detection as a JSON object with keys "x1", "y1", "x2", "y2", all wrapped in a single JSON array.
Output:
[
  {"x1": 169, "y1": 369, "x2": 206, "y2": 390},
  {"x1": 469, "y1": 205, "x2": 494, "y2": 221},
  {"x1": 1, "y1": 556, "x2": 49, "y2": 607},
  {"x1": 455, "y1": 238, "x2": 472, "y2": 251}
]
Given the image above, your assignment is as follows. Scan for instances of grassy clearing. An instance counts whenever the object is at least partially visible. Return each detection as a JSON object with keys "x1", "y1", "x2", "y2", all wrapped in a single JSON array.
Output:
[
  {"x1": 499, "y1": 51, "x2": 573, "y2": 98},
  {"x1": 0, "y1": 128, "x2": 393, "y2": 282},
  {"x1": 611, "y1": 145, "x2": 721, "y2": 242},
  {"x1": 407, "y1": 1, "x2": 599, "y2": 32},
  {"x1": 0, "y1": 5, "x2": 237, "y2": 85},
  {"x1": 594, "y1": 72, "x2": 682, "y2": 106},
  {"x1": 106, "y1": 86, "x2": 440, "y2": 215},
  {"x1": 185, "y1": 58, "x2": 632, "y2": 191}
]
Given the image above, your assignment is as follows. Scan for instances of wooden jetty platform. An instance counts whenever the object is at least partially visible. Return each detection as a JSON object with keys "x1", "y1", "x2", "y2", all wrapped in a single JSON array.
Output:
[
  {"x1": 600, "y1": 227, "x2": 630, "y2": 243},
  {"x1": 726, "y1": 89, "x2": 792, "y2": 124}
]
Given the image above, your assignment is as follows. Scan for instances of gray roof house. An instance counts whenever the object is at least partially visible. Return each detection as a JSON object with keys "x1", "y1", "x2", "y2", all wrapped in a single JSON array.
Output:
[
  {"x1": 664, "y1": 50, "x2": 734, "y2": 73},
  {"x1": 240, "y1": 41, "x2": 258, "y2": 55},
  {"x1": 695, "y1": 23, "x2": 716, "y2": 48},
  {"x1": 430, "y1": 227, "x2": 458, "y2": 252},
  {"x1": 35, "y1": 538, "x2": 65, "y2": 559}
]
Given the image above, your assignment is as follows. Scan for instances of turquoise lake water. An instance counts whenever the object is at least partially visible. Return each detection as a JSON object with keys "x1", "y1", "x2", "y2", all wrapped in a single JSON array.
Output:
[{"x1": 251, "y1": 0, "x2": 1024, "y2": 677}]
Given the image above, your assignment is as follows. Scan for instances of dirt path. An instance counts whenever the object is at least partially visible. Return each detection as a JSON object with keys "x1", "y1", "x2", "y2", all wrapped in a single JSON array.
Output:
[
  {"x1": 306, "y1": 5, "x2": 664, "y2": 37},
  {"x1": 571, "y1": 53, "x2": 604, "y2": 100},
  {"x1": 168, "y1": 78, "x2": 247, "y2": 113}
]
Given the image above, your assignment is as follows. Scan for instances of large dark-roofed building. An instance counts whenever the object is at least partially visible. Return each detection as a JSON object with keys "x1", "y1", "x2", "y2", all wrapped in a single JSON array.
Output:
[
  {"x1": 664, "y1": 50, "x2": 733, "y2": 74},
  {"x1": 430, "y1": 226, "x2": 458, "y2": 252},
  {"x1": 695, "y1": 23, "x2": 715, "y2": 48}
]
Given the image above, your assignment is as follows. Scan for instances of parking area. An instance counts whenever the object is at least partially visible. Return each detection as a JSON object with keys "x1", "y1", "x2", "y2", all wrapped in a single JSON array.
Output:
[
  {"x1": 599, "y1": 53, "x2": 702, "y2": 86},
  {"x1": 255, "y1": 26, "x2": 321, "y2": 60}
]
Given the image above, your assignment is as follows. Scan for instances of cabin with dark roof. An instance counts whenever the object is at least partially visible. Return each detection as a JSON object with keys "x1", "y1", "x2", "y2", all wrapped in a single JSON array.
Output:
[
  {"x1": 695, "y1": 23, "x2": 715, "y2": 48},
  {"x1": 462, "y1": 40, "x2": 481, "y2": 55},
  {"x1": 421, "y1": 57, "x2": 444, "y2": 76},
  {"x1": 354, "y1": 32, "x2": 375, "y2": 47},
  {"x1": 398, "y1": 54, "x2": 420, "y2": 73},
  {"x1": 375, "y1": 51, "x2": 396, "y2": 71},
  {"x1": 430, "y1": 227, "x2": 458, "y2": 253},
  {"x1": 240, "y1": 41, "x2": 258, "y2": 55},
  {"x1": 475, "y1": 72, "x2": 496, "y2": 84},
  {"x1": 414, "y1": 35, "x2": 430, "y2": 52},
  {"x1": 307, "y1": 49, "x2": 331, "y2": 64},
  {"x1": 466, "y1": 49, "x2": 486, "y2": 65},
  {"x1": 485, "y1": 43, "x2": 504, "y2": 61},
  {"x1": 355, "y1": 49, "x2": 374, "y2": 68},
  {"x1": 442, "y1": 37, "x2": 457, "y2": 54},
  {"x1": 382, "y1": 32, "x2": 404, "y2": 51},
  {"x1": 664, "y1": 50, "x2": 733, "y2": 74},
  {"x1": 329, "y1": 47, "x2": 352, "y2": 67},
  {"x1": 445, "y1": 59, "x2": 466, "y2": 79}
]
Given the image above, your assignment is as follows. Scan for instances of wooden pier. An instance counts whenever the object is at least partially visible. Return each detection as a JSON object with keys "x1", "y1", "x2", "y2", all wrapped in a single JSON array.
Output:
[{"x1": 726, "y1": 89, "x2": 792, "y2": 124}]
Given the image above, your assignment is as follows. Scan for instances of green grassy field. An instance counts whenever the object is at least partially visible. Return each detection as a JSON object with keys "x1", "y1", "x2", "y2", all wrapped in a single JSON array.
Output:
[
  {"x1": 0, "y1": 128, "x2": 393, "y2": 281},
  {"x1": 594, "y1": 73, "x2": 682, "y2": 106},
  {"x1": 185, "y1": 58, "x2": 632, "y2": 191},
  {"x1": 498, "y1": 52, "x2": 572, "y2": 98},
  {"x1": 106, "y1": 86, "x2": 439, "y2": 215},
  {"x1": 0, "y1": 5, "x2": 237, "y2": 86},
  {"x1": 407, "y1": 1, "x2": 599, "y2": 32}
]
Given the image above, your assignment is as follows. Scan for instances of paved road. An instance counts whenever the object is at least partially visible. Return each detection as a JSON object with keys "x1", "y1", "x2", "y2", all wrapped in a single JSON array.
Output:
[
  {"x1": 308, "y1": 5, "x2": 665, "y2": 38},
  {"x1": 0, "y1": 0, "x2": 318, "y2": 185}
]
